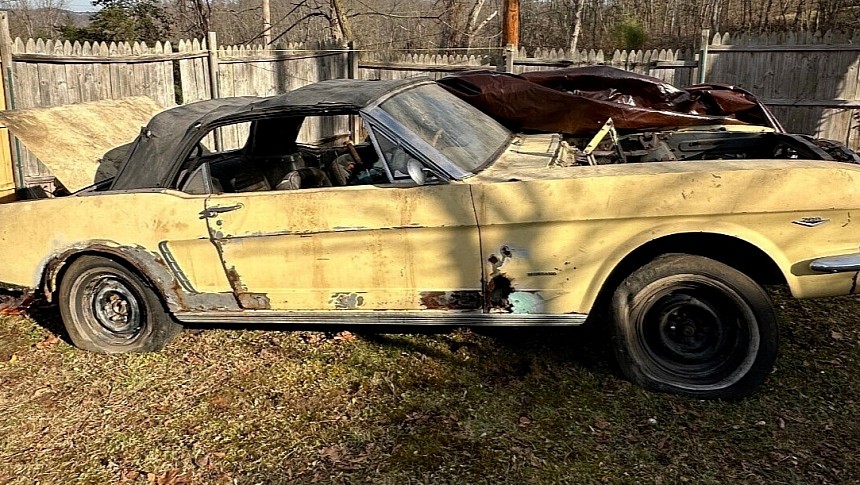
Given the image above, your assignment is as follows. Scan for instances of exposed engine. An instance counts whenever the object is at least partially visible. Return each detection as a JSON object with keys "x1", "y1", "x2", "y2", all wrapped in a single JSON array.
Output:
[{"x1": 566, "y1": 129, "x2": 860, "y2": 166}]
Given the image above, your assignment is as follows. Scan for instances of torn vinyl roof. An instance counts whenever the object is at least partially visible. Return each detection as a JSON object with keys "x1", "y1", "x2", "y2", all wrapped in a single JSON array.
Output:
[
  {"x1": 0, "y1": 96, "x2": 164, "y2": 192},
  {"x1": 111, "y1": 78, "x2": 423, "y2": 191},
  {"x1": 437, "y1": 66, "x2": 783, "y2": 136}
]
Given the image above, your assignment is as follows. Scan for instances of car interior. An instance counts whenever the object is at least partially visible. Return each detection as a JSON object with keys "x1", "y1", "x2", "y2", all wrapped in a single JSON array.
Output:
[{"x1": 177, "y1": 115, "x2": 403, "y2": 195}]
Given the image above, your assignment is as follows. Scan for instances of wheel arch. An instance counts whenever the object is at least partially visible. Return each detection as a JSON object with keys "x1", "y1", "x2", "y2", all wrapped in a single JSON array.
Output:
[
  {"x1": 588, "y1": 231, "x2": 788, "y2": 316},
  {"x1": 42, "y1": 243, "x2": 174, "y2": 309},
  {"x1": 42, "y1": 241, "x2": 241, "y2": 313}
]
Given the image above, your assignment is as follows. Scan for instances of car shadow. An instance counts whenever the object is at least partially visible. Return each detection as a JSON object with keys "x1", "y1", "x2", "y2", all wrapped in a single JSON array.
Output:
[
  {"x1": 25, "y1": 299, "x2": 72, "y2": 345},
  {"x1": 26, "y1": 291, "x2": 618, "y2": 380},
  {"x1": 185, "y1": 317, "x2": 618, "y2": 378}
]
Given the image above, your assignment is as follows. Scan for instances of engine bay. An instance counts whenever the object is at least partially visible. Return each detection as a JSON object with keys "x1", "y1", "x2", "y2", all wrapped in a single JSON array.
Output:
[{"x1": 566, "y1": 128, "x2": 860, "y2": 166}]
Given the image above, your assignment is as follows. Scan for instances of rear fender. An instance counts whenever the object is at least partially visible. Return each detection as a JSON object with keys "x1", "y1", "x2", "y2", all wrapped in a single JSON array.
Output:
[{"x1": 42, "y1": 240, "x2": 238, "y2": 312}]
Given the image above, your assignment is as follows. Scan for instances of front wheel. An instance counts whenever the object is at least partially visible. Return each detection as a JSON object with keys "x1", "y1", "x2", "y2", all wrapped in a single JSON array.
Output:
[
  {"x1": 611, "y1": 254, "x2": 778, "y2": 399},
  {"x1": 58, "y1": 256, "x2": 182, "y2": 353}
]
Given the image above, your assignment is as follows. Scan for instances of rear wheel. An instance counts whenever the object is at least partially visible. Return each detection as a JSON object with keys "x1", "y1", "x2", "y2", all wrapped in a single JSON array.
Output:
[
  {"x1": 58, "y1": 256, "x2": 182, "y2": 353},
  {"x1": 611, "y1": 254, "x2": 778, "y2": 399}
]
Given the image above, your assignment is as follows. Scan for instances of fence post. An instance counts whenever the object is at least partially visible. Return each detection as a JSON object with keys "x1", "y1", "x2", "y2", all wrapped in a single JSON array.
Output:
[
  {"x1": 697, "y1": 29, "x2": 710, "y2": 84},
  {"x1": 502, "y1": 43, "x2": 516, "y2": 73},
  {"x1": 206, "y1": 31, "x2": 222, "y2": 150},
  {"x1": 0, "y1": 12, "x2": 19, "y2": 192},
  {"x1": 347, "y1": 40, "x2": 359, "y2": 143}
]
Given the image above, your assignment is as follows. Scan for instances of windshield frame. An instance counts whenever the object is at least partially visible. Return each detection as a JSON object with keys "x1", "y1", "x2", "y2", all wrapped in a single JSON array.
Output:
[{"x1": 361, "y1": 81, "x2": 512, "y2": 180}]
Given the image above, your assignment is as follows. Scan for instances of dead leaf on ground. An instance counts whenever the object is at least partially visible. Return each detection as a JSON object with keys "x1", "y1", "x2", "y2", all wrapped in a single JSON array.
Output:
[
  {"x1": 319, "y1": 445, "x2": 347, "y2": 463},
  {"x1": 34, "y1": 334, "x2": 60, "y2": 350},
  {"x1": 594, "y1": 417, "x2": 610, "y2": 429},
  {"x1": 831, "y1": 331, "x2": 844, "y2": 340},
  {"x1": 146, "y1": 469, "x2": 190, "y2": 485},
  {"x1": 333, "y1": 331, "x2": 356, "y2": 342},
  {"x1": 192, "y1": 454, "x2": 212, "y2": 469},
  {"x1": 120, "y1": 470, "x2": 141, "y2": 482},
  {"x1": 518, "y1": 416, "x2": 532, "y2": 428},
  {"x1": 0, "y1": 294, "x2": 33, "y2": 315}
]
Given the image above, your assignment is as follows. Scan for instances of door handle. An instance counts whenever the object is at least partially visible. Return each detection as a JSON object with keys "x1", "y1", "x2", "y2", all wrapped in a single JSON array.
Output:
[{"x1": 199, "y1": 203, "x2": 243, "y2": 219}]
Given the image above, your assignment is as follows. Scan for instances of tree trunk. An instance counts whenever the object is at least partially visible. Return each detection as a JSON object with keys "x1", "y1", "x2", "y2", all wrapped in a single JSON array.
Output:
[
  {"x1": 569, "y1": 0, "x2": 585, "y2": 52},
  {"x1": 330, "y1": 0, "x2": 352, "y2": 41}
]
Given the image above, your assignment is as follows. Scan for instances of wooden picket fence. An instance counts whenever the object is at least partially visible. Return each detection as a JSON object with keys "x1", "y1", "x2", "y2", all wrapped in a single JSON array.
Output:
[
  {"x1": 513, "y1": 46, "x2": 697, "y2": 86},
  {"x1": 10, "y1": 38, "x2": 179, "y2": 110},
  {"x1": 704, "y1": 31, "x2": 860, "y2": 150},
  {"x1": 358, "y1": 51, "x2": 493, "y2": 81},
  {"x1": 0, "y1": 28, "x2": 858, "y2": 187},
  {"x1": 9, "y1": 38, "x2": 185, "y2": 182}
]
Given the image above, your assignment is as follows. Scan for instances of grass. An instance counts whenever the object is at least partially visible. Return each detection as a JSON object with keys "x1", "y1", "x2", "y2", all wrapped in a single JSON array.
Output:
[{"x1": 0, "y1": 287, "x2": 858, "y2": 484}]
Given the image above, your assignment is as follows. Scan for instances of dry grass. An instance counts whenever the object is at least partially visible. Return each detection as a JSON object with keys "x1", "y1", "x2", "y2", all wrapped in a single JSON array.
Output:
[{"x1": 0, "y1": 288, "x2": 858, "y2": 484}]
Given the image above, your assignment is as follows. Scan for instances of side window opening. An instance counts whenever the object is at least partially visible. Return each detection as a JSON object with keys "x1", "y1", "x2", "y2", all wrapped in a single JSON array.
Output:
[
  {"x1": 178, "y1": 114, "x2": 441, "y2": 194},
  {"x1": 178, "y1": 115, "x2": 366, "y2": 193},
  {"x1": 179, "y1": 162, "x2": 221, "y2": 195}
]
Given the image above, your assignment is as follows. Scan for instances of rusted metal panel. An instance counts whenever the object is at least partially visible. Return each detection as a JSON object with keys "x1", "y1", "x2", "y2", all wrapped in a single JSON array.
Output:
[
  {"x1": 419, "y1": 290, "x2": 481, "y2": 310},
  {"x1": 0, "y1": 191, "x2": 238, "y2": 312},
  {"x1": 0, "y1": 154, "x2": 857, "y2": 321},
  {"x1": 237, "y1": 292, "x2": 271, "y2": 310},
  {"x1": 330, "y1": 292, "x2": 366, "y2": 309}
]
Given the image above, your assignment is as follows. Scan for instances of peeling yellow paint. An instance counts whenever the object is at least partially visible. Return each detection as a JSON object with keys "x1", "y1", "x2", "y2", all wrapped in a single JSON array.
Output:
[{"x1": 0, "y1": 158, "x2": 856, "y2": 317}]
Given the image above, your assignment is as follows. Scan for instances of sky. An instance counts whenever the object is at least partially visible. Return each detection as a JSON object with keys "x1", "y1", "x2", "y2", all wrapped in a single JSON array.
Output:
[{"x1": 67, "y1": 0, "x2": 98, "y2": 12}]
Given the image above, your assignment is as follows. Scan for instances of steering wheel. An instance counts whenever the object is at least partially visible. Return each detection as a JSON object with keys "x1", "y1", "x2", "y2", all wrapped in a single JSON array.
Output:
[{"x1": 346, "y1": 141, "x2": 362, "y2": 166}]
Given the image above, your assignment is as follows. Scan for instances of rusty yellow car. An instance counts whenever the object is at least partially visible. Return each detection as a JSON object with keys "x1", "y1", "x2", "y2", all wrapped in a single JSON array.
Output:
[{"x1": 0, "y1": 78, "x2": 857, "y2": 399}]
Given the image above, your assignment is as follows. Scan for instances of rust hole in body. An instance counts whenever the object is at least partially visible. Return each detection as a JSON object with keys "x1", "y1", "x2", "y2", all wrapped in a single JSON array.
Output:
[
  {"x1": 485, "y1": 274, "x2": 513, "y2": 311},
  {"x1": 420, "y1": 291, "x2": 482, "y2": 310}
]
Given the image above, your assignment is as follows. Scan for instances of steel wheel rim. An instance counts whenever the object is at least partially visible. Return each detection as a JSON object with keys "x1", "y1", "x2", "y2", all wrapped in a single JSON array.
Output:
[
  {"x1": 631, "y1": 275, "x2": 760, "y2": 391},
  {"x1": 81, "y1": 273, "x2": 144, "y2": 339}
]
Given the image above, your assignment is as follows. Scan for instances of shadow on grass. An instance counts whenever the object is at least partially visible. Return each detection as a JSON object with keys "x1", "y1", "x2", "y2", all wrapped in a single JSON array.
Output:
[
  {"x1": 19, "y1": 298, "x2": 72, "y2": 345},
  {"x1": 185, "y1": 316, "x2": 618, "y2": 370}
]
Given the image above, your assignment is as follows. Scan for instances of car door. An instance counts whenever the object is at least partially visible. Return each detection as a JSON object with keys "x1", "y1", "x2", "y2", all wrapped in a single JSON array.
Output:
[{"x1": 203, "y1": 181, "x2": 482, "y2": 311}]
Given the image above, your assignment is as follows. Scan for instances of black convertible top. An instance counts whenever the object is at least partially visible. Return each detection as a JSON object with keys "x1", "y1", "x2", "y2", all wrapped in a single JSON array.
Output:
[{"x1": 111, "y1": 78, "x2": 423, "y2": 191}]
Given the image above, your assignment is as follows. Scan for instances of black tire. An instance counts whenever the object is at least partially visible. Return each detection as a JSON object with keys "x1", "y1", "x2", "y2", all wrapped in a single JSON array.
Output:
[
  {"x1": 58, "y1": 256, "x2": 182, "y2": 353},
  {"x1": 611, "y1": 254, "x2": 778, "y2": 399}
]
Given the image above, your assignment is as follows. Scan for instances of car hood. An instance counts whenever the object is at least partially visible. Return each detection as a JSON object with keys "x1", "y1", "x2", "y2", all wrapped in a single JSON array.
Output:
[
  {"x1": 466, "y1": 133, "x2": 860, "y2": 184},
  {"x1": 467, "y1": 133, "x2": 583, "y2": 183},
  {"x1": 0, "y1": 96, "x2": 164, "y2": 192}
]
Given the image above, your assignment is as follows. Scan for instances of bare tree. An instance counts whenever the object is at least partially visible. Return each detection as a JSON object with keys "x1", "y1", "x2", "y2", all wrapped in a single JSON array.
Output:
[{"x1": 2, "y1": 0, "x2": 73, "y2": 38}]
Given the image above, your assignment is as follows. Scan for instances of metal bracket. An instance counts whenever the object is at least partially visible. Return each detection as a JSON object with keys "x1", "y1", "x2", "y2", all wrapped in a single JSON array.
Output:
[{"x1": 582, "y1": 118, "x2": 626, "y2": 165}]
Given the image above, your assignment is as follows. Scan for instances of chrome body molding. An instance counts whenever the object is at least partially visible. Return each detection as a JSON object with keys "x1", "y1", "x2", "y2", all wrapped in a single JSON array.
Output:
[
  {"x1": 172, "y1": 311, "x2": 589, "y2": 326},
  {"x1": 809, "y1": 253, "x2": 860, "y2": 273}
]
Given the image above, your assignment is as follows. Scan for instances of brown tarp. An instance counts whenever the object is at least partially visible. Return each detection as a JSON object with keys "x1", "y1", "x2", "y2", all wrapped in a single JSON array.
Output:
[{"x1": 438, "y1": 66, "x2": 781, "y2": 136}]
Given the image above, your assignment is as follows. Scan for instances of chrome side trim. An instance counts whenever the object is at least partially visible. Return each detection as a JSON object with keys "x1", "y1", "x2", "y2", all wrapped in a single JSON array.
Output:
[
  {"x1": 809, "y1": 253, "x2": 860, "y2": 273},
  {"x1": 157, "y1": 241, "x2": 197, "y2": 293},
  {"x1": 173, "y1": 311, "x2": 589, "y2": 326}
]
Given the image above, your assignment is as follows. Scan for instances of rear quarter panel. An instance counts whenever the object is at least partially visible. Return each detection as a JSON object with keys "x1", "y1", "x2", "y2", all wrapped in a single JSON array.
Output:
[{"x1": 0, "y1": 191, "x2": 231, "y2": 307}]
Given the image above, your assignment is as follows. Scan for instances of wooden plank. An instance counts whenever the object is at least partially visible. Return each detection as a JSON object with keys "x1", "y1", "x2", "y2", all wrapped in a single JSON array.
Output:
[
  {"x1": 11, "y1": 51, "x2": 207, "y2": 63},
  {"x1": 708, "y1": 44, "x2": 860, "y2": 52},
  {"x1": 361, "y1": 62, "x2": 499, "y2": 72}
]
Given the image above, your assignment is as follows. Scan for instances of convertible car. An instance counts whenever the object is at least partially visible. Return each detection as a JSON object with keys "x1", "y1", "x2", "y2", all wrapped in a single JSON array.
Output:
[{"x1": 0, "y1": 77, "x2": 858, "y2": 399}]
